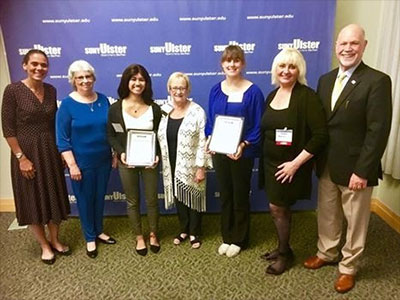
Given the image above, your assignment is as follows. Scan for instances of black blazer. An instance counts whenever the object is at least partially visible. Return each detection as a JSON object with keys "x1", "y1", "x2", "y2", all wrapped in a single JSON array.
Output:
[
  {"x1": 259, "y1": 83, "x2": 328, "y2": 200},
  {"x1": 316, "y1": 62, "x2": 392, "y2": 186},
  {"x1": 107, "y1": 100, "x2": 162, "y2": 159}
]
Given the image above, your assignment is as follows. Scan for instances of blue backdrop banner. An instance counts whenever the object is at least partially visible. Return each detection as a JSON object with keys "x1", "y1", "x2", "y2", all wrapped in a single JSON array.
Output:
[{"x1": 1, "y1": 0, "x2": 336, "y2": 215}]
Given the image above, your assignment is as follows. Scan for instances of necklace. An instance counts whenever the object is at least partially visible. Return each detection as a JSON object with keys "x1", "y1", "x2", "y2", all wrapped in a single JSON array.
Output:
[{"x1": 88, "y1": 102, "x2": 94, "y2": 112}]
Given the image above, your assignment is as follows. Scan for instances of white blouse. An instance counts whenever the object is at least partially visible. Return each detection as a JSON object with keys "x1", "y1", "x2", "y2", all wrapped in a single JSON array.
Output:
[{"x1": 123, "y1": 106, "x2": 153, "y2": 130}]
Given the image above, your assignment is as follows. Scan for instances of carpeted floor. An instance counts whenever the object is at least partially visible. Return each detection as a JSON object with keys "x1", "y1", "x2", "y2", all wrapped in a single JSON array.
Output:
[{"x1": 0, "y1": 211, "x2": 399, "y2": 300}]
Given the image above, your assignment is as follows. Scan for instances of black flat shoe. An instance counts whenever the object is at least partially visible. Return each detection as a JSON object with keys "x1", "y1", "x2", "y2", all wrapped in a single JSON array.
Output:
[
  {"x1": 97, "y1": 236, "x2": 117, "y2": 245},
  {"x1": 52, "y1": 246, "x2": 72, "y2": 256},
  {"x1": 41, "y1": 256, "x2": 56, "y2": 265},
  {"x1": 136, "y1": 247, "x2": 148, "y2": 256},
  {"x1": 86, "y1": 248, "x2": 98, "y2": 259},
  {"x1": 150, "y1": 244, "x2": 160, "y2": 254}
]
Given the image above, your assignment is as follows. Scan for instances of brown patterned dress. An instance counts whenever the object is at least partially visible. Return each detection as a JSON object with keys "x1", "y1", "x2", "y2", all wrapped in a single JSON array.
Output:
[{"x1": 1, "y1": 81, "x2": 70, "y2": 225}]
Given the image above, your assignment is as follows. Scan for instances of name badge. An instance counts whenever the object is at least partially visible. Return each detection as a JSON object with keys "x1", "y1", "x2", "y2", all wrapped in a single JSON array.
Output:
[
  {"x1": 227, "y1": 92, "x2": 243, "y2": 103},
  {"x1": 112, "y1": 123, "x2": 124, "y2": 133},
  {"x1": 275, "y1": 127, "x2": 293, "y2": 146},
  {"x1": 161, "y1": 102, "x2": 174, "y2": 114}
]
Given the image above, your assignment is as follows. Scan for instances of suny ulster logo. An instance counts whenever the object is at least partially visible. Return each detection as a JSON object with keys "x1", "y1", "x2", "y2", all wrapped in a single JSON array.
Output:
[
  {"x1": 214, "y1": 41, "x2": 256, "y2": 53},
  {"x1": 278, "y1": 39, "x2": 320, "y2": 52},
  {"x1": 149, "y1": 42, "x2": 192, "y2": 55},
  {"x1": 19, "y1": 44, "x2": 62, "y2": 57},
  {"x1": 84, "y1": 43, "x2": 127, "y2": 57}
]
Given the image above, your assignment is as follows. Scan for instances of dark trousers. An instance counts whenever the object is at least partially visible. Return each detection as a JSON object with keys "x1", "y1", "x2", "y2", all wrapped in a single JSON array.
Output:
[
  {"x1": 71, "y1": 162, "x2": 111, "y2": 242},
  {"x1": 118, "y1": 165, "x2": 159, "y2": 236},
  {"x1": 212, "y1": 154, "x2": 254, "y2": 248},
  {"x1": 175, "y1": 199, "x2": 202, "y2": 236}
]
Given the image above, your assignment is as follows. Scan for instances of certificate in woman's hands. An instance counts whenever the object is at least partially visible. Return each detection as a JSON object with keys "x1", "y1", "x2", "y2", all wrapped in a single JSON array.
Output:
[
  {"x1": 209, "y1": 115, "x2": 244, "y2": 154},
  {"x1": 126, "y1": 130, "x2": 156, "y2": 167}
]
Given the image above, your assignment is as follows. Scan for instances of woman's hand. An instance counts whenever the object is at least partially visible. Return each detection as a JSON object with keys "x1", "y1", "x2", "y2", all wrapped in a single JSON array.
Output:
[
  {"x1": 275, "y1": 160, "x2": 299, "y2": 183},
  {"x1": 120, "y1": 152, "x2": 132, "y2": 167},
  {"x1": 19, "y1": 157, "x2": 36, "y2": 179},
  {"x1": 227, "y1": 142, "x2": 245, "y2": 161},
  {"x1": 205, "y1": 137, "x2": 215, "y2": 155},
  {"x1": 146, "y1": 155, "x2": 159, "y2": 169},
  {"x1": 194, "y1": 167, "x2": 205, "y2": 183},
  {"x1": 69, "y1": 164, "x2": 82, "y2": 181}
]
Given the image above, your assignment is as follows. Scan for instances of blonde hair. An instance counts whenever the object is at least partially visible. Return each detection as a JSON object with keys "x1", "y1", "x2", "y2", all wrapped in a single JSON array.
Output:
[
  {"x1": 167, "y1": 72, "x2": 191, "y2": 94},
  {"x1": 271, "y1": 48, "x2": 307, "y2": 86}
]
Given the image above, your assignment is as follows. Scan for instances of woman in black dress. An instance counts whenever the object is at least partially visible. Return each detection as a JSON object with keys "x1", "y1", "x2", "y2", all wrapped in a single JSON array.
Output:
[
  {"x1": 1, "y1": 49, "x2": 70, "y2": 264},
  {"x1": 259, "y1": 48, "x2": 328, "y2": 274}
]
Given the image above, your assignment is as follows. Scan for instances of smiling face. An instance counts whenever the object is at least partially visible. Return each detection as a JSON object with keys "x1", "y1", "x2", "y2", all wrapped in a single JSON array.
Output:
[
  {"x1": 73, "y1": 70, "x2": 95, "y2": 94},
  {"x1": 22, "y1": 53, "x2": 48, "y2": 82},
  {"x1": 169, "y1": 77, "x2": 189, "y2": 105},
  {"x1": 335, "y1": 24, "x2": 367, "y2": 71},
  {"x1": 221, "y1": 57, "x2": 244, "y2": 78},
  {"x1": 128, "y1": 72, "x2": 146, "y2": 96},
  {"x1": 276, "y1": 62, "x2": 299, "y2": 87}
]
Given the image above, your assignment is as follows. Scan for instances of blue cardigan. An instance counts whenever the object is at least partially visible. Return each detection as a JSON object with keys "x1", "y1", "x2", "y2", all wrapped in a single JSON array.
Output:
[
  {"x1": 56, "y1": 92, "x2": 111, "y2": 169},
  {"x1": 205, "y1": 82, "x2": 265, "y2": 158}
]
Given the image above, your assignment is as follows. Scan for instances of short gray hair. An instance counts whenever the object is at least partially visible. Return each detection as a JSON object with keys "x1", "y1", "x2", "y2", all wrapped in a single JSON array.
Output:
[
  {"x1": 271, "y1": 48, "x2": 307, "y2": 86},
  {"x1": 67, "y1": 60, "x2": 96, "y2": 88},
  {"x1": 167, "y1": 72, "x2": 191, "y2": 94}
]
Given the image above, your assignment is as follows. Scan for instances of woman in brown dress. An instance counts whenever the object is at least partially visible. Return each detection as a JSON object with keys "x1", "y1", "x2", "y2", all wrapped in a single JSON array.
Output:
[{"x1": 1, "y1": 49, "x2": 71, "y2": 264}]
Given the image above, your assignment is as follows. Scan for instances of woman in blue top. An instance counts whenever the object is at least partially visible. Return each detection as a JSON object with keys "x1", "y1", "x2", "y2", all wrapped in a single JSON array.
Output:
[
  {"x1": 205, "y1": 45, "x2": 264, "y2": 257},
  {"x1": 56, "y1": 60, "x2": 116, "y2": 259}
]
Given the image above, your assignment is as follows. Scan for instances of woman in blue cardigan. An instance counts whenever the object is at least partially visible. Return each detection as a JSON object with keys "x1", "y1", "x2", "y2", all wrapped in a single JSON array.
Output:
[
  {"x1": 56, "y1": 60, "x2": 116, "y2": 259},
  {"x1": 206, "y1": 45, "x2": 265, "y2": 257}
]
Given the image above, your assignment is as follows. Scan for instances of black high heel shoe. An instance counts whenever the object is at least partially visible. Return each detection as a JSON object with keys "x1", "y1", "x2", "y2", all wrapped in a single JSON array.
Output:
[
  {"x1": 260, "y1": 248, "x2": 279, "y2": 261},
  {"x1": 265, "y1": 249, "x2": 294, "y2": 275}
]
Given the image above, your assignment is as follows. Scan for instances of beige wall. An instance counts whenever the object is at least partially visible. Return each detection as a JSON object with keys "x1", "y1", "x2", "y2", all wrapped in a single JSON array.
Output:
[
  {"x1": 1, "y1": 2, "x2": 399, "y2": 216},
  {"x1": 0, "y1": 26, "x2": 13, "y2": 207}
]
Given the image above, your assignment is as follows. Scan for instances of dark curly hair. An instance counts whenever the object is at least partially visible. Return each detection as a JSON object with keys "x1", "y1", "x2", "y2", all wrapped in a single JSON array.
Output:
[{"x1": 22, "y1": 49, "x2": 49, "y2": 65}]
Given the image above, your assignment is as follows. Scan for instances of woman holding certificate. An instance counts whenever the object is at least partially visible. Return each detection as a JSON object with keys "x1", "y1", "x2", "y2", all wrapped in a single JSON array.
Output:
[
  {"x1": 205, "y1": 45, "x2": 265, "y2": 257},
  {"x1": 259, "y1": 48, "x2": 327, "y2": 275},
  {"x1": 2, "y1": 49, "x2": 70, "y2": 265},
  {"x1": 57, "y1": 60, "x2": 116, "y2": 259},
  {"x1": 107, "y1": 64, "x2": 161, "y2": 256},
  {"x1": 158, "y1": 72, "x2": 209, "y2": 249}
]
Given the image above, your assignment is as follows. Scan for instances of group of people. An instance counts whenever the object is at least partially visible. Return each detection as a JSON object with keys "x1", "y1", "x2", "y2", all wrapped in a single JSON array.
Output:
[{"x1": 1, "y1": 24, "x2": 392, "y2": 293}]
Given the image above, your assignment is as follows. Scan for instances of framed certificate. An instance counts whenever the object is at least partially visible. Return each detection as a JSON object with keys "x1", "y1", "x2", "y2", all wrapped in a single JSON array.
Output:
[
  {"x1": 209, "y1": 115, "x2": 244, "y2": 154},
  {"x1": 126, "y1": 130, "x2": 156, "y2": 167}
]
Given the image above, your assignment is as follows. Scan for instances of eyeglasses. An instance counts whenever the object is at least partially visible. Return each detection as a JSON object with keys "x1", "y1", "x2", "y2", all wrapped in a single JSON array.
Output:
[
  {"x1": 75, "y1": 75, "x2": 94, "y2": 82},
  {"x1": 170, "y1": 86, "x2": 187, "y2": 92}
]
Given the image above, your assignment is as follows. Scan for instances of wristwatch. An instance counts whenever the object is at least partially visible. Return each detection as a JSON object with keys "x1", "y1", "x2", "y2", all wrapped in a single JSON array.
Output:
[{"x1": 15, "y1": 152, "x2": 24, "y2": 159}]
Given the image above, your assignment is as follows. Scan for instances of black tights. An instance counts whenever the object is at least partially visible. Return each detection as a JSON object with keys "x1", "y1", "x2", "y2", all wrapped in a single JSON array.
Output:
[
  {"x1": 266, "y1": 203, "x2": 293, "y2": 274},
  {"x1": 270, "y1": 203, "x2": 292, "y2": 253}
]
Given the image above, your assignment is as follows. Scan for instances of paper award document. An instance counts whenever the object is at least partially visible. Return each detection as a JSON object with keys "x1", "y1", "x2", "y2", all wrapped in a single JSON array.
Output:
[
  {"x1": 209, "y1": 115, "x2": 244, "y2": 154},
  {"x1": 126, "y1": 130, "x2": 156, "y2": 167}
]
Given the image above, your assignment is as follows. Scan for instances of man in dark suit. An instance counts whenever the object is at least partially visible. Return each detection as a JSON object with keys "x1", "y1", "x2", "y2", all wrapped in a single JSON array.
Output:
[{"x1": 303, "y1": 24, "x2": 392, "y2": 293}]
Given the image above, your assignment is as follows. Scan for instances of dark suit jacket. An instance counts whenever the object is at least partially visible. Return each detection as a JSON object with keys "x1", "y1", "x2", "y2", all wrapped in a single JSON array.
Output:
[
  {"x1": 316, "y1": 62, "x2": 392, "y2": 186},
  {"x1": 107, "y1": 100, "x2": 162, "y2": 159}
]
